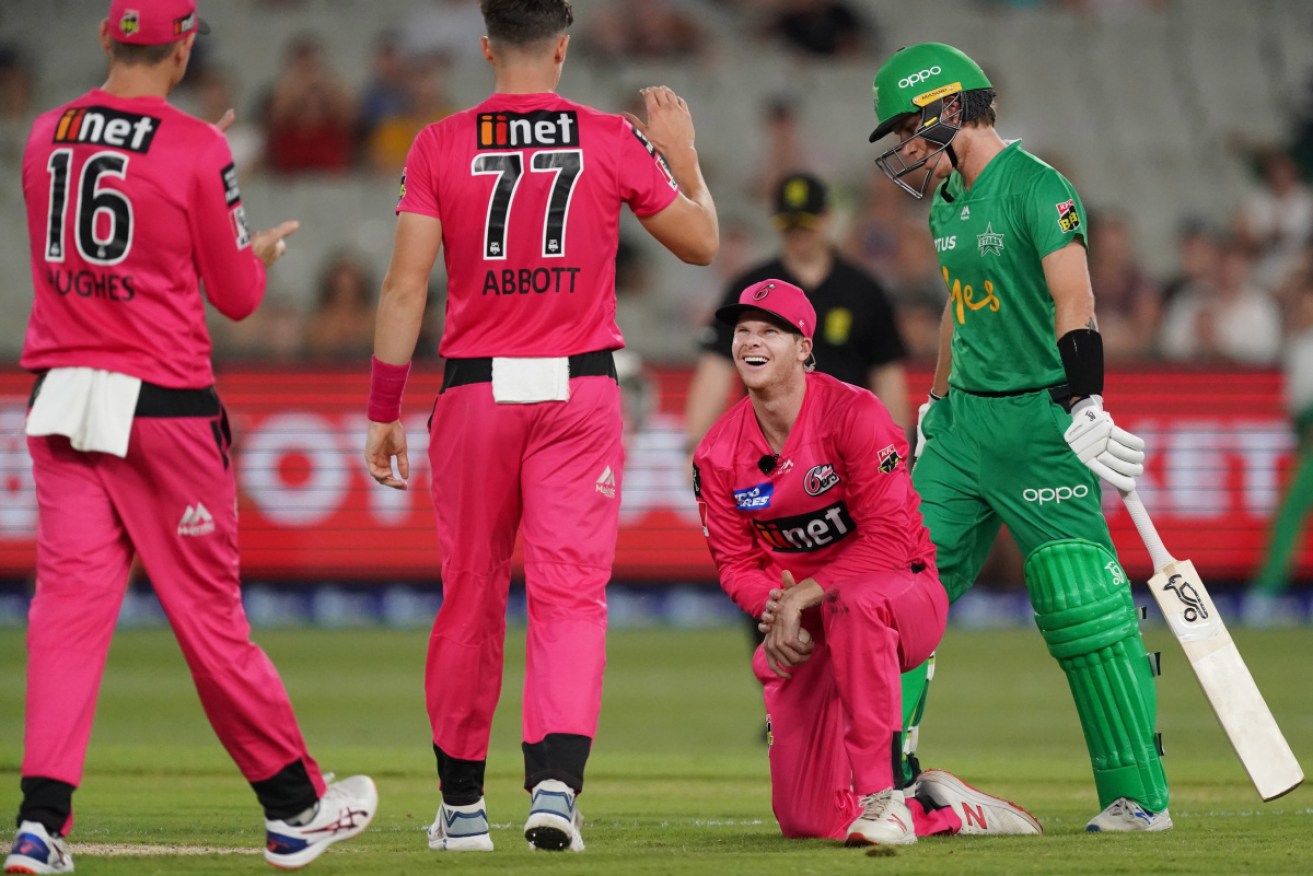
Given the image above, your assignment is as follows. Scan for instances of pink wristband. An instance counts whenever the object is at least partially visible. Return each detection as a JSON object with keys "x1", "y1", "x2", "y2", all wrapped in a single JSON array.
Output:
[{"x1": 368, "y1": 356, "x2": 411, "y2": 423}]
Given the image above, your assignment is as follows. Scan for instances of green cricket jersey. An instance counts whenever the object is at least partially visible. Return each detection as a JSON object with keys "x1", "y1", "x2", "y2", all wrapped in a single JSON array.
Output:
[{"x1": 929, "y1": 140, "x2": 1087, "y2": 393}]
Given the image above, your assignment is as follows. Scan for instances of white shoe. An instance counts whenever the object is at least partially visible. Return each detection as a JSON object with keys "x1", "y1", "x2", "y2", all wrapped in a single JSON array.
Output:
[
  {"x1": 428, "y1": 798, "x2": 494, "y2": 851},
  {"x1": 3, "y1": 821, "x2": 73, "y2": 874},
  {"x1": 264, "y1": 774, "x2": 378, "y2": 870},
  {"x1": 914, "y1": 769, "x2": 1043, "y2": 836},
  {"x1": 524, "y1": 780, "x2": 584, "y2": 852},
  {"x1": 1086, "y1": 797, "x2": 1173, "y2": 832},
  {"x1": 844, "y1": 788, "x2": 917, "y2": 847}
]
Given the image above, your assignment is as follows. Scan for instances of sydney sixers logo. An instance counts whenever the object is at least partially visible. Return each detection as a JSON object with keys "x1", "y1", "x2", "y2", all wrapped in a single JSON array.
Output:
[{"x1": 803, "y1": 463, "x2": 840, "y2": 496}]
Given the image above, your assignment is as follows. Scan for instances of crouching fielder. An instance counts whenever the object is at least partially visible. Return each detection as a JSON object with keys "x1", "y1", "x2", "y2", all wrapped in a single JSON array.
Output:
[{"x1": 692, "y1": 280, "x2": 1041, "y2": 845}]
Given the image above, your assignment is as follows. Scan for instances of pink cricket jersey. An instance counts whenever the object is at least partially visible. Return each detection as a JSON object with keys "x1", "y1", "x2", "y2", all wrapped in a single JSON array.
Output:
[
  {"x1": 21, "y1": 89, "x2": 265, "y2": 388},
  {"x1": 694, "y1": 372, "x2": 937, "y2": 617},
  {"x1": 397, "y1": 92, "x2": 679, "y2": 359}
]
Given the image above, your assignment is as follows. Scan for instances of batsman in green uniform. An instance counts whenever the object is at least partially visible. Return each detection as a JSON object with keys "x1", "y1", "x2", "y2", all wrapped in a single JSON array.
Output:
[{"x1": 868, "y1": 43, "x2": 1171, "y2": 832}]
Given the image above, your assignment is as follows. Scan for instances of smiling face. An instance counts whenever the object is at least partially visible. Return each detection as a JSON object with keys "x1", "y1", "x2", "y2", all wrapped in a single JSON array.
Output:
[{"x1": 731, "y1": 313, "x2": 811, "y2": 393}]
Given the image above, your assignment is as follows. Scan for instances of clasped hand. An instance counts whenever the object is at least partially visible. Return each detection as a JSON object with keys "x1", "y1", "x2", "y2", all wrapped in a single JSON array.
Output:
[{"x1": 758, "y1": 570, "x2": 822, "y2": 679}]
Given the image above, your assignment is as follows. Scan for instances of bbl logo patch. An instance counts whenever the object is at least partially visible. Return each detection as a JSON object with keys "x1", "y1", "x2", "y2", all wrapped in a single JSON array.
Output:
[
  {"x1": 229, "y1": 205, "x2": 251, "y2": 249},
  {"x1": 1056, "y1": 199, "x2": 1081, "y2": 234},
  {"x1": 877, "y1": 444, "x2": 903, "y2": 473},
  {"x1": 398, "y1": 168, "x2": 406, "y2": 204}
]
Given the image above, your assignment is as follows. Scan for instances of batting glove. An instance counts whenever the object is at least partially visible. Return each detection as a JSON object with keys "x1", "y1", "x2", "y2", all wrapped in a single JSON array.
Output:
[
  {"x1": 1063, "y1": 395, "x2": 1145, "y2": 493},
  {"x1": 914, "y1": 393, "x2": 939, "y2": 462}
]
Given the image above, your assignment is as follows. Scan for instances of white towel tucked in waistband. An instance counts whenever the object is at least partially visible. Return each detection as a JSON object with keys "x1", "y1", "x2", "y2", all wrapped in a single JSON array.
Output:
[
  {"x1": 25, "y1": 367, "x2": 143, "y2": 458},
  {"x1": 491, "y1": 357, "x2": 570, "y2": 404}
]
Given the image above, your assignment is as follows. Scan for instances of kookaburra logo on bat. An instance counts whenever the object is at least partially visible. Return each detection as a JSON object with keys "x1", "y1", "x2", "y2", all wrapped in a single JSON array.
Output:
[{"x1": 1163, "y1": 574, "x2": 1209, "y2": 623}]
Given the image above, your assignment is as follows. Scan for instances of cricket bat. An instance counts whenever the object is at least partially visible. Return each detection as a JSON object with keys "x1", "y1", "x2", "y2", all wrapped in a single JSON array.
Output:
[{"x1": 1121, "y1": 489, "x2": 1303, "y2": 801}]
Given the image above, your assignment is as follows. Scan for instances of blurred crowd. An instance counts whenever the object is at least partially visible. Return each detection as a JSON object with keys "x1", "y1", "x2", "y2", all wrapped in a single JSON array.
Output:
[{"x1": 1, "y1": 0, "x2": 1311, "y2": 369}]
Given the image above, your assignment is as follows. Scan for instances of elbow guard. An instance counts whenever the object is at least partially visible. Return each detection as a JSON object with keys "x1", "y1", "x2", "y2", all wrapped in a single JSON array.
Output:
[{"x1": 1057, "y1": 328, "x2": 1104, "y2": 400}]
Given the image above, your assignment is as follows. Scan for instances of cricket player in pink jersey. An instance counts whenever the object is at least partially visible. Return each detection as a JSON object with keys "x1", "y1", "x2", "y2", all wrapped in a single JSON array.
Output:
[
  {"x1": 694, "y1": 280, "x2": 1043, "y2": 846},
  {"x1": 363, "y1": 0, "x2": 718, "y2": 855},
  {"x1": 6, "y1": 3, "x2": 376, "y2": 873}
]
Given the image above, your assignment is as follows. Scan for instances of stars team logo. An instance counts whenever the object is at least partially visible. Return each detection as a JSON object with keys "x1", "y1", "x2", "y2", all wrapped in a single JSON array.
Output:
[{"x1": 977, "y1": 222, "x2": 1005, "y2": 257}]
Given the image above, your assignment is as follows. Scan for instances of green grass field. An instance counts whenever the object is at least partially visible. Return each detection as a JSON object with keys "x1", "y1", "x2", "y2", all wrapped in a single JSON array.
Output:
[{"x1": 1, "y1": 621, "x2": 1311, "y2": 874}]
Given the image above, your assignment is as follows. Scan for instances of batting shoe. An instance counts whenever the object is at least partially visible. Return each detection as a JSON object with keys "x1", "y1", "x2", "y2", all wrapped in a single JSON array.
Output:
[
  {"x1": 524, "y1": 780, "x2": 584, "y2": 852},
  {"x1": 914, "y1": 769, "x2": 1043, "y2": 836},
  {"x1": 844, "y1": 788, "x2": 917, "y2": 847},
  {"x1": 3, "y1": 821, "x2": 73, "y2": 875},
  {"x1": 1086, "y1": 797, "x2": 1173, "y2": 832},
  {"x1": 264, "y1": 774, "x2": 377, "y2": 870},
  {"x1": 428, "y1": 798, "x2": 494, "y2": 852}
]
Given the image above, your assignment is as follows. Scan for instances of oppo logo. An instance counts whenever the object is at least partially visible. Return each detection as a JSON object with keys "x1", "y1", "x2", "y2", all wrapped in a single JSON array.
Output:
[
  {"x1": 900, "y1": 66, "x2": 942, "y2": 88},
  {"x1": 1023, "y1": 484, "x2": 1089, "y2": 505}
]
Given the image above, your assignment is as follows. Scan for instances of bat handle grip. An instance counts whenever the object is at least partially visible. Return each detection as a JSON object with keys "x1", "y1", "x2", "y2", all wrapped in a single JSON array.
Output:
[{"x1": 1120, "y1": 489, "x2": 1177, "y2": 571}]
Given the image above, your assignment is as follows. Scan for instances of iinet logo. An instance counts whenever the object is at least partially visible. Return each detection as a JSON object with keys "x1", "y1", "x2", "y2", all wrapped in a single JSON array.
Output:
[{"x1": 177, "y1": 503, "x2": 215, "y2": 536}]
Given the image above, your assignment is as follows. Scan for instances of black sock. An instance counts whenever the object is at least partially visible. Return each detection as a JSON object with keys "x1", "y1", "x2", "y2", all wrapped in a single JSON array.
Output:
[
  {"x1": 435, "y1": 744, "x2": 486, "y2": 807},
  {"x1": 251, "y1": 760, "x2": 319, "y2": 821},
  {"x1": 17, "y1": 777, "x2": 74, "y2": 837},
  {"x1": 522, "y1": 733, "x2": 591, "y2": 793}
]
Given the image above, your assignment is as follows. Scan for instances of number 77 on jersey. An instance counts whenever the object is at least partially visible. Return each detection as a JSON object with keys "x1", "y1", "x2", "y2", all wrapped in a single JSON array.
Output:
[{"x1": 1121, "y1": 490, "x2": 1303, "y2": 801}]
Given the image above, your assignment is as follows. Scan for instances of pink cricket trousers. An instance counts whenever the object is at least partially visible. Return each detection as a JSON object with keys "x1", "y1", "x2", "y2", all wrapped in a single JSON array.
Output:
[
  {"x1": 23, "y1": 416, "x2": 325, "y2": 826},
  {"x1": 754, "y1": 566, "x2": 953, "y2": 839},
  {"x1": 424, "y1": 373, "x2": 621, "y2": 761}
]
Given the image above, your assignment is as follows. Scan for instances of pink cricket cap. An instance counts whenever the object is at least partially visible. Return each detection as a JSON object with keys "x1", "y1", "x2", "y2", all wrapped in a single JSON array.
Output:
[
  {"x1": 716, "y1": 278, "x2": 817, "y2": 340},
  {"x1": 107, "y1": 0, "x2": 209, "y2": 45}
]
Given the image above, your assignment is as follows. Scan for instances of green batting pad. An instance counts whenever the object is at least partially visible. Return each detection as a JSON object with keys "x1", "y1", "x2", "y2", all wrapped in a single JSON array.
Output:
[
  {"x1": 897, "y1": 654, "x2": 934, "y2": 785},
  {"x1": 1025, "y1": 539, "x2": 1169, "y2": 812}
]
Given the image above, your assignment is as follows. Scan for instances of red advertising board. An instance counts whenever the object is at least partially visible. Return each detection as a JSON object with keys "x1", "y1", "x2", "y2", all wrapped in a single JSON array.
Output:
[{"x1": 1, "y1": 366, "x2": 1308, "y2": 583}]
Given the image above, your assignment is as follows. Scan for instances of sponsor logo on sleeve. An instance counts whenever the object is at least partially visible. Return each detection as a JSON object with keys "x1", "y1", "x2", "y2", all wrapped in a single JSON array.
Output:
[
  {"x1": 877, "y1": 444, "x2": 903, "y2": 473},
  {"x1": 803, "y1": 463, "x2": 840, "y2": 496},
  {"x1": 52, "y1": 106, "x2": 160, "y2": 153},
  {"x1": 734, "y1": 482, "x2": 774, "y2": 511},
  {"x1": 220, "y1": 162, "x2": 240, "y2": 206},
  {"x1": 631, "y1": 126, "x2": 678, "y2": 191},
  {"x1": 476, "y1": 110, "x2": 579, "y2": 148},
  {"x1": 229, "y1": 205, "x2": 251, "y2": 249},
  {"x1": 1056, "y1": 198, "x2": 1082, "y2": 233}
]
